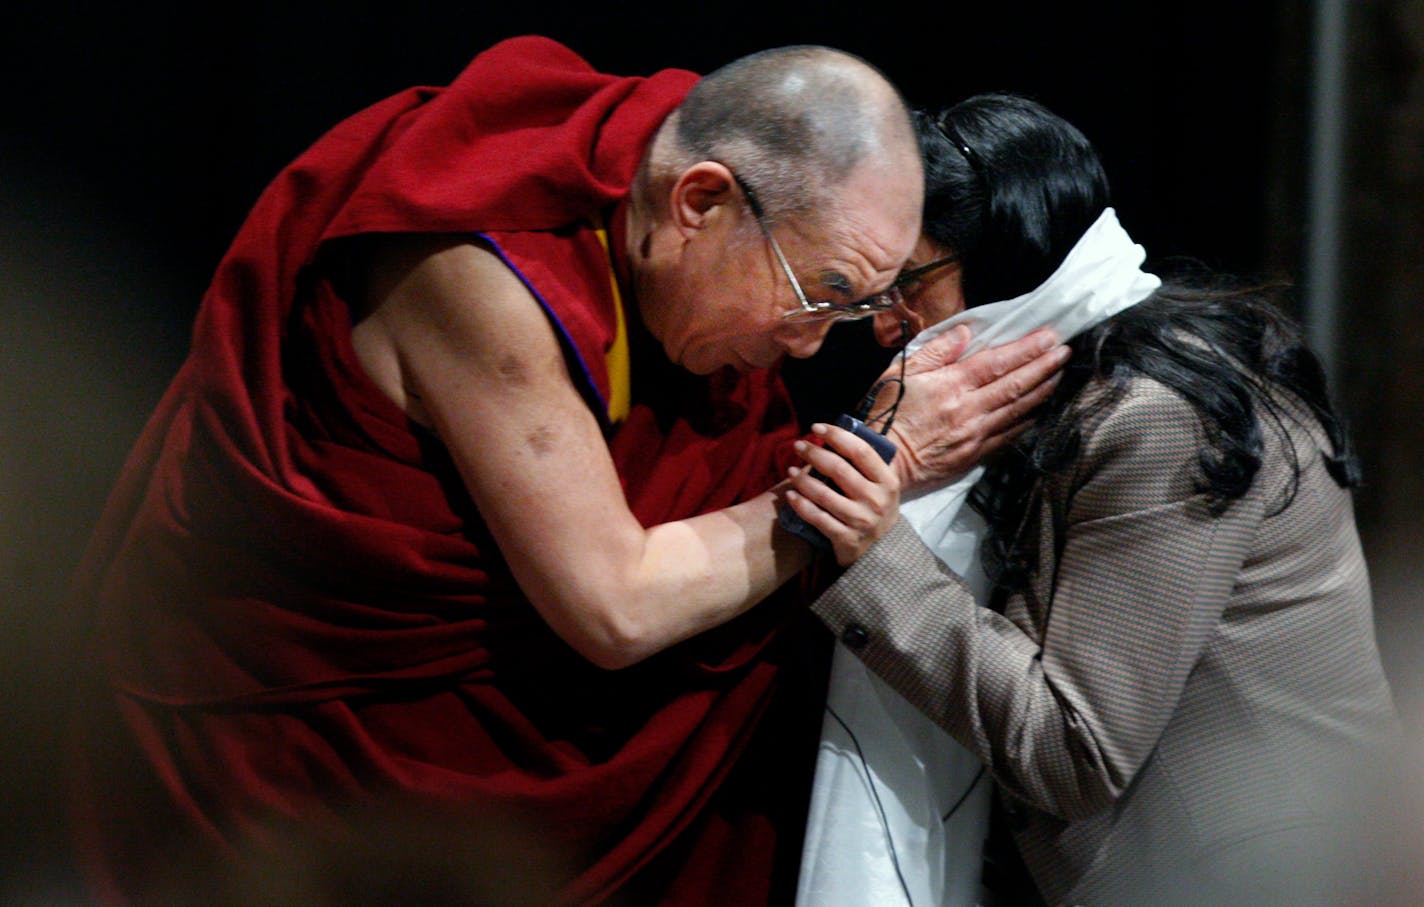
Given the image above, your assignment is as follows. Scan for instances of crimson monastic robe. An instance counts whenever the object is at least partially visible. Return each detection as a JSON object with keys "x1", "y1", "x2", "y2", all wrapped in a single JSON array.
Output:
[{"x1": 66, "y1": 36, "x2": 821, "y2": 905}]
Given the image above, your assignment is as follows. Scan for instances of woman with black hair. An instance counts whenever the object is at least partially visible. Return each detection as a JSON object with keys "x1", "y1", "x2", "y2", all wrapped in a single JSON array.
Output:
[{"x1": 800, "y1": 94, "x2": 1408, "y2": 905}]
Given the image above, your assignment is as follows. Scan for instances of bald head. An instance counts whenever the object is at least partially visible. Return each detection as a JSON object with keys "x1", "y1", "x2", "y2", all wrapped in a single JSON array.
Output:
[
  {"x1": 626, "y1": 46, "x2": 923, "y2": 376},
  {"x1": 650, "y1": 46, "x2": 921, "y2": 228}
]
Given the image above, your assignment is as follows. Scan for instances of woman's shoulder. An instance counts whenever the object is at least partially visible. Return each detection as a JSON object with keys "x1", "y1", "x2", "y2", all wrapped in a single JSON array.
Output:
[
  {"x1": 1059, "y1": 374, "x2": 1210, "y2": 493},
  {"x1": 1072, "y1": 372, "x2": 1204, "y2": 448},
  {"x1": 1045, "y1": 373, "x2": 1224, "y2": 520}
]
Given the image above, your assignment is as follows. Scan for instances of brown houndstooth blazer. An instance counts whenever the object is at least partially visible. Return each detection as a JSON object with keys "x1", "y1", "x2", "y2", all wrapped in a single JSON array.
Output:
[{"x1": 812, "y1": 376, "x2": 1407, "y2": 906}]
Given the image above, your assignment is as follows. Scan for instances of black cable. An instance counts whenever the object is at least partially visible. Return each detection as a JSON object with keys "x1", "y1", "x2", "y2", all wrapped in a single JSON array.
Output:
[
  {"x1": 825, "y1": 703, "x2": 916, "y2": 907},
  {"x1": 856, "y1": 320, "x2": 910, "y2": 433},
  {"x1": 823, "y1": 701, "x2": 990, "y2": 906},
  {"x1": 941, "y1": 765, "x2": 987, "y2": 824}
]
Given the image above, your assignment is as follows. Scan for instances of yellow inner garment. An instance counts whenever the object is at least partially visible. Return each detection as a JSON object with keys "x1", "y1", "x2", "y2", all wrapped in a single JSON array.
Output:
[{"x1": 593, "y1": 226, "x2": 631, "y2": 423}]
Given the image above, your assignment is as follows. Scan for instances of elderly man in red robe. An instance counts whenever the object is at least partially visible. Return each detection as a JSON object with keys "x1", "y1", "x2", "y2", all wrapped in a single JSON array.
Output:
[{"x1": 65, "y1": 36, "x2": 1065, "y2": 905}]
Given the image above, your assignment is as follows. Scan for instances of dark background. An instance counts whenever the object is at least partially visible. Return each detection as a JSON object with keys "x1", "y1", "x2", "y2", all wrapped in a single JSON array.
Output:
[{"x1": 4, "y1": 1, "x2": 1420, "y2": 900}]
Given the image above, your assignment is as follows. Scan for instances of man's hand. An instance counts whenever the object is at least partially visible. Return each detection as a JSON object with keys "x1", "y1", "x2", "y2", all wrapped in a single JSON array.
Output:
[{"x1": 886, "y1": 326, "x2": 1071, "y2": 489}]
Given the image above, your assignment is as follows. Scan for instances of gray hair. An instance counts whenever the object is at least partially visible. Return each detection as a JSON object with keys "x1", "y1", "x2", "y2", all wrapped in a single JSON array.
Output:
[{"x1": 663, "y1": 46, "x2": 914, "y2": 229}]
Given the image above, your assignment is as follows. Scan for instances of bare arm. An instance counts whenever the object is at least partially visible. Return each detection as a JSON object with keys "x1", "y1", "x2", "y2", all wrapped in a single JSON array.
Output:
[{"x1": 352, "y1": 236, "x2": 812, "y2": 670}]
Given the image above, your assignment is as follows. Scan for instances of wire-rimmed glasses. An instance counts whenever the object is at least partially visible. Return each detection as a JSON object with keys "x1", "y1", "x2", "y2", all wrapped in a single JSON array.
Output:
[{"x1": 728, "y1": 169, "x2": 928, "y2": 323}]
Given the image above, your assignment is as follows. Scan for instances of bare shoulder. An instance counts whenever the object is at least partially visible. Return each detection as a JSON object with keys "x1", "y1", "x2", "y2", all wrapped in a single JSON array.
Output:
[{"x1": 347, "y1": 234, "x2": 562, "y2": 425}]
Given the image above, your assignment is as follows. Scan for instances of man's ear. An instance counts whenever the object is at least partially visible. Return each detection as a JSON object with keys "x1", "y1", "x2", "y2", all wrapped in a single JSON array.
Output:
[{"x1": 668, "y1": 162, "x2": 738, "y2": 238}]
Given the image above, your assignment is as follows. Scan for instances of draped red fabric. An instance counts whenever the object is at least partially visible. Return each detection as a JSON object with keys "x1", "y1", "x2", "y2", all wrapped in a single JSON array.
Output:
[{"x1": 66, "y1": 36, "x2": 817, "y2": 905}]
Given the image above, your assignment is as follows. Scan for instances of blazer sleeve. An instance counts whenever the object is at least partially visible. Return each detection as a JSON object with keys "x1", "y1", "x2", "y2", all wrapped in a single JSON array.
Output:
[{"x1": 811, "y1": 380, "x2": 1268, "y2": 819}]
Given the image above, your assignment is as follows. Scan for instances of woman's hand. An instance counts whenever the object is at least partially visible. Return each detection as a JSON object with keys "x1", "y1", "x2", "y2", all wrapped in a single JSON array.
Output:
[
  {"x1": 783, "y1": 421, "x2": 902, "y2": 567},
  {"x1": 886, "y1": 326, "x2": 1071, "y2": 490}
]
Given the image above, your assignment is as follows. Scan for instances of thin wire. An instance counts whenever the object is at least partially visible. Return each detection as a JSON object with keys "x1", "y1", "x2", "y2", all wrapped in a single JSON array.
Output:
[
  {"x1": 825, "y1": 701, "x2": 990, "y2": 905},
  {"x1": 941, "y1": 765, "x2": 987, "y2": 823},
  {"x1": 858, "y1": 320, "x2": 910, "y2": 432},
  {"x1": 831, "y1": 317, "x2": 986, "y2": 903},
  {"x1": 825, "y1": 704, "x2": 916, "y2": 907}
]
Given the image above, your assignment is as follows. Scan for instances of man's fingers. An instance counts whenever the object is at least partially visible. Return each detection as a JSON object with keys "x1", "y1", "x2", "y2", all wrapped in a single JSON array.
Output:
[
  {"x1": 879, "y1": 330, "x2": 1069, "y2": 490},
  {"x1": 902, "y1": 324, "x2": 972, "y2": 376},
  {"x1": 957, "y1": 329, "x2": 1063, "y2": 384},
  {"x1": 976, "y1": 360, "x2": 1064, "y2": 438},
  {"x1": 975, "y1": 341, "x2": 1069, "y2": 404}
]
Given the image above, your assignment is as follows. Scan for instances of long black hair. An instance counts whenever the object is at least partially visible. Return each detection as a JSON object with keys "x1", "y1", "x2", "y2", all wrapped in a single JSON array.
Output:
[{"x1": 917, "y1": 93, "x2": 1360, "y2": 593}]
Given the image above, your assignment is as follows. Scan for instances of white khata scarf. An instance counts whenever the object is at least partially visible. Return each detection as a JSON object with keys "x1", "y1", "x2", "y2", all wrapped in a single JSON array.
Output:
[{"x1": 796, "y1": 207, "x2": 1161, "y2": 907}]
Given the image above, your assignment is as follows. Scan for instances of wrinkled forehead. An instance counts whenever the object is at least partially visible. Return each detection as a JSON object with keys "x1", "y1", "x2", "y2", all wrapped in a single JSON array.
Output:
[
  {"x1": 800, "y1": 180, "x2": 921, "y2": 299},
  {"x1": 836, "y1": 155, "x2": 922, "y2": 252}
]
